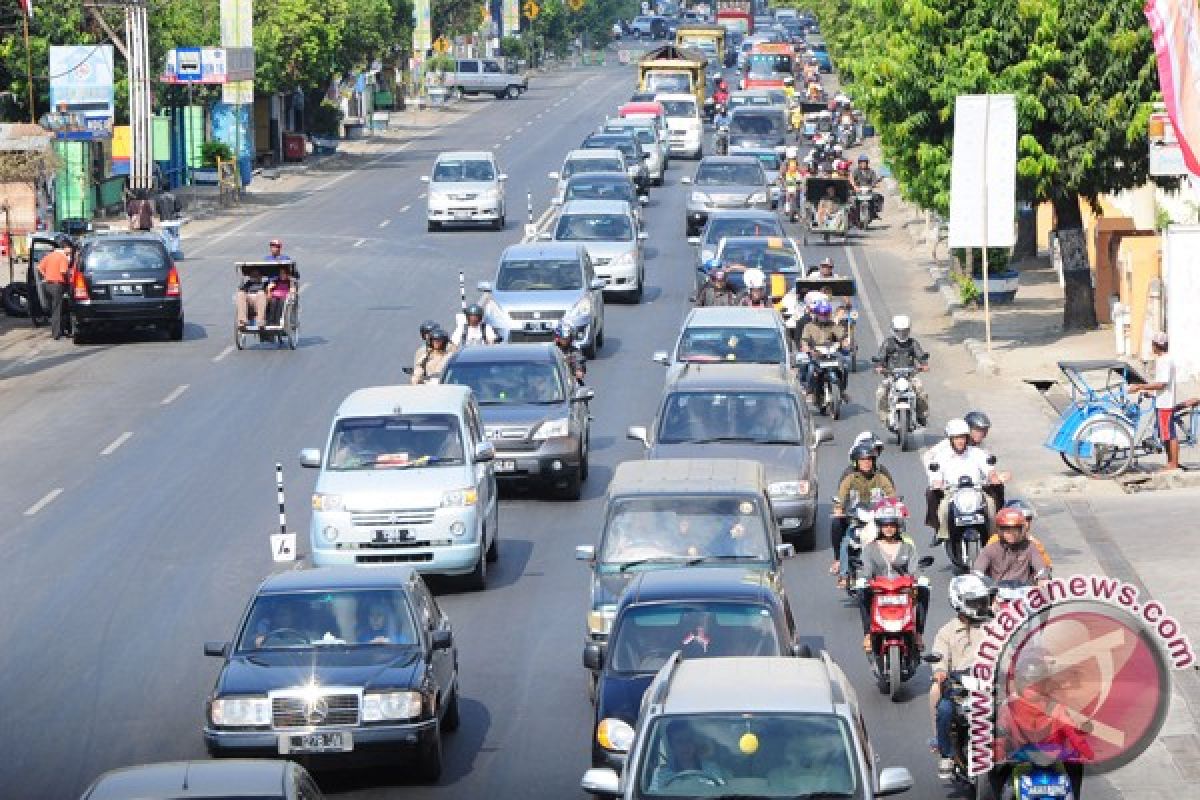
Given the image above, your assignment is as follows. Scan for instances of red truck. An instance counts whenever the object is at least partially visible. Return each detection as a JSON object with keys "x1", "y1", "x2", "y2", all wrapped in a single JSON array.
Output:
[{"x1": 715, "y1": 0, "x2": 753, "y2": 35}]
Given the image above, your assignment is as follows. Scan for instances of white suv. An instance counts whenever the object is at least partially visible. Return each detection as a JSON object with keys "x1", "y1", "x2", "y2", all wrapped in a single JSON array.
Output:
[
  {"x1": 655, "y1": 93, "x2": 703, "y2": 159},
  {"x1": 423, "y1": 151, "x2": 507, "y2": 231}
]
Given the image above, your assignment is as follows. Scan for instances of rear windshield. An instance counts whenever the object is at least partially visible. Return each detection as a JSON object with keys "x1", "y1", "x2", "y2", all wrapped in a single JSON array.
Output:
[
  {"x1": 565, "y1": 177, "x2": 635, "y2": 203},
  {"x1": 555, "y1": 213, "x2": 633, "y2": 242},
  {"x1": 747, "y1": 53, "x2": 793, "y2": 73},
  {"x1": 704, "y1": 217, "x2": 783, "y2": 244},
  {"x1": 676, "y1": 327, "x2": 787, "y2": 366},
  {"x1": 83, "y1": 241, "x2": 168, "y2": 272},
  {"x1": 565, "y1": 158, "x2": 623, "y2": 177},
  {"x1": 660, "y1": 100, "x2": 697, "y2": 118},
  {"x1": 496, "y1": 259, "x2": 583, "y2": 291},
  {"x1": 432, "y1": 159, "x2": 495, "y2": 182},
  {"x1": 695, "y1": 162, "x2": 764, "y2": 186},
  {"x1": 607, "y1": 127, "x2": 654, "y2": 146},
  {"x1": 748, "y1": 152, "x2": 781, "y2": 170},
  {"x1": 730, "y1": 112, "x2": 784, "y2": 136},
  {"x1": 327, "y1": 414, "x2": 464, "y2": 470},
  {"x1": 645, "y1": 73, "x2": 691, "y2": 93},
  {"x1": 587, "y1": 138, "x2": 637, "y2": 160}
]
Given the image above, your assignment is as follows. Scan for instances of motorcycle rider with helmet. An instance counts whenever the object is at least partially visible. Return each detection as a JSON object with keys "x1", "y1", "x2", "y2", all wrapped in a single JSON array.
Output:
[
  {"x1": 738, "y1": 268, "x2": 772, "y2": 307},
  {"x1": 850, "y1": 154, "x2": 883, "y2": 216},
  {"x1": 974, "y1": 506, "x2": 1050, "y2": 586},
  {"x1": 924, "y1": 419, "x2": 1000, "y2": 542},
  {"x1": 857, "y1": 502, "x2": 928, "y2": 651},
  {"x1": 413, "y1": 319, "x2": 440, "y2": 373},
  {"x1": 964, "y1": 410, "x2": 1006, "y2": 506},
  {"x1": 841, "y1": 431, "x2": 894, "y2": 483},
  {"x1": 830, "y1": 442, "x2": 896, "y2": 588},
  {"x1": 799, "y1": 300, "x2": 851, "y2": 397},
  {"x1": 451, "y1": 303, "x2": 501, "y2": 348},
  {"x1": 930, "y1": 572, "x2": 998, "y2": 779},
  {"x1": 553, "y1": 321, "x2": 586, "y2": 383},
  {"x1": 986, "y1": 499, "x2": 1052, "y2": 567},
  {"x1": 696, "y1": 268, "x2": 737, "y2": 307},
  {"x1": 875, "y1": 314, "x2": 931, "y2": 427},
  {"x1": 411, "y1": 327, "x2": 455, "y2": 384}
]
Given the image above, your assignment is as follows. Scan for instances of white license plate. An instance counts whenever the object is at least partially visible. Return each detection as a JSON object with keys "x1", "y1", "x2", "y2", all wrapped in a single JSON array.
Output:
[
  {"x1": 376, "y1": 528, "x2": 412, "y2": 543},
  {"x1": 114, "y1": 284, "x2": 143, "y2": 295},
  {"x1": 819, "y1": 360, "x2": 841, "y2": 368},
  {"x1": 959, "y1": 514, "x2": 986, "y2": 525},
  {"x1": 895, "y1": 401, "x2": 911, "y2": 409},
  {"x1": 495, "y1": 460, "x2": 517, "y2": 473},
  {"x1": 454, "y1": 211, "x2": 472, "y2": 219},
  {"x1": 278, "y1": 731, "x2": 353, "y2": 754}
]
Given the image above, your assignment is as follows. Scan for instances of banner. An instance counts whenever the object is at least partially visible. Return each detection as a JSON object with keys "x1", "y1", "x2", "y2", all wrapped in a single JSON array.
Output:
[
  {"x1": 220, "y1": 0, "x2": 253, "y2": 104},
  {"x1": 503, "y1": 0, "x2": 520, "y2": 38},
  {"x1": 948, "y1": 94, "x2": 1017, "y2": 249},
  {"x1": 1145, "y1": 0, "x2": 1200, "y2": 175},
  {"x1": 414, "y1": 0, "x2": 432, "y2": 55},
  {"x1": 48, "y1": 45, "x2": 114, "y2": 138}
]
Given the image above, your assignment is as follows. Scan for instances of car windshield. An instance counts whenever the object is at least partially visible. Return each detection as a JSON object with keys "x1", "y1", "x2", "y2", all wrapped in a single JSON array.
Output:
[
  {"x1": 588, "y1": 138, "x2": 637, "y2": 160},
  {"x1": 747, "y1": 53, "x2": 794, "y2": 73},
  {"x1": 645, "y1": 72, "x2": 691, "y2": 93},
  {"x1": 637, "y1": 713, "x2": 858, "y2": 797},
  {"x1": 326, "y1": 414, "x2": 465, "y2": 470},
  {"x1": 729, "y1": 95, "x2": 770, "y2": 108},
  {"x1": 747, "y1": 153, "x2": 781, "y2": 171},
  {"x1": 565, "y1": 158, "x2": 623, "y2": 177},
  {"x1": 236, "y1": 589, "x2": 419, "y2": 651},
  {"x1": 730, "y1": 112, "x2": 784, "y2": 136},
  {"x1": 555, "y1": 213, "x2": 633, "y2": 242},
  {"x1": 658, "y1": 390, "x2": 802, "y2": 443},
  {"x1": 566, "y1": 178, "x2": 635, "y2": 204},
  {"x1": 83, "y1": 241, "x2": 166, "y2": 272},
  {"x1": 442, "y1": 361, "x2": 565, "y2": 405},
  {"x1": 695, "y1": 162, "x2": 764, "y2": 186},
  {"x1": 432, "y1": 159, "x2": 495, "y2": 182},
  {"x1": 720, "y1": 244, "x2": 799, "y2": 272},
  {"x1": 496, "y1": 258, "x2": 584, "y2": 290},
  {"x1": 610, "y1": 602, "x2": 781, "y2": 672},
  {"x1": 600, "y1": 495, "x2": 770, "y2": 564},
  {"x1": 703, "y1": 218, "x2": 783, "y2": 245},
  {"x1": 660, "y1": 100, "x2": 697, "y2": 118}
]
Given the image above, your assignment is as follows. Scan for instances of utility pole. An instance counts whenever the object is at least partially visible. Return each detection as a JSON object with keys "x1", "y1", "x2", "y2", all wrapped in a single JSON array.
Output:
[{"x1": 86, "y1": 0, "x2": 154, "y2": 192}]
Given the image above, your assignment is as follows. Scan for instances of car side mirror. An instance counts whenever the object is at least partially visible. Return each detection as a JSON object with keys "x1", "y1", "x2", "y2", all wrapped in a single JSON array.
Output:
[
  {"x1": 431, "y1": 629, "x2": 454, "y2": 650},
  {"x1": 639, "y1": 196, "x2": 649, "y2": 206},
  {"x1": 681, "y1": 176, "x2": 693, "y2": 185},
  {"x1": 927, "y1": 462, "x2": 940, "y2": 472},
  {"x1": 474, "y1": 441, "x2": 496, "y2": 462},
  {"x1": 498, "y1": 173, "x2": 508, "y2": 181},
  {"x1": 590, "y1": 278, "x2": 608, "y2": 290},
  {"x1": 537, "y1": 232, "x2": 553, "y2": 241},
  {"x1": 548, "y1": 171, "x2": 560, "y2": 180},
  {"x1": 626, "y1": 425, "x2": 650, "y2": 447},
  {"x1": 918, "y1": 555, "x2": 935, "y2": 569},
  {"x1": 652, "y1": 351, "x2": 669, "y2": 365},
  {"x1": 776, "y1": 542, "x2": 796, "y2": 559},
  {"x1": 575, "y1": 544, "x2": 596, "y2": 561},
  {"x1": 876, "y1": 766, "x2": 915, "y2": 797},
  {"x1": 300, "y1": 448, "x2": 322, "y2": 468},
  {"x1": 573, "y1": 386, "x2": 596, "y2": 403},
  {"x1": 582, "y1": 642, "x2": 605, "y2": 670},
  {"x1": 813, "y1": 427, "x2": 834, "y2": 446},
  {"x1": 581, "y1": 768, "x2": 621, "y2": 797},
  {"x1": 477, "y1": 281, "x2": 493, "y2": 293},
  {"x1": 204, "y1": 641, "x2": 230, "y2": 658},
  {"x1": 420, "y1": 176, "x2": 430, "y2": 183},
  {"x1": 637, "y1": 231, "x2": 649, "y2": 240}
]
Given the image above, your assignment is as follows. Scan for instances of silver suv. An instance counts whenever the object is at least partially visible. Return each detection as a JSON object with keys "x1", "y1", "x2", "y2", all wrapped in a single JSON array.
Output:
[
  {"x1": 682, "y1": 156, "x2": 771, "y2": 237},
  {"x1": 546, "y1": 199, "x2": 646, "y2": 303},
  {"x1": 581, "y1": 655, "x2": 915, "y2": 799},
  {"x1": 423, "y1": 151, "x2": 507, "y2": 231}
]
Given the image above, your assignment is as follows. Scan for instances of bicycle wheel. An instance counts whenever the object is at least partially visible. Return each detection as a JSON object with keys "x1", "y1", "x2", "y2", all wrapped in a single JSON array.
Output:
[
  {"x1": 1070, "y1": 416, "x2": 1136, "y2": 477},
  {"x1": 1174, "y1": 407, "x2": 1198, "y2": 447}
]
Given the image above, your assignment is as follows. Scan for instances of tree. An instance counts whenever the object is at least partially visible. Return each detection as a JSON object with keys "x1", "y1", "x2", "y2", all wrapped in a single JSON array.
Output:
[{"x1": 254, "y1": 0, "x2": 348, "y2": 94}]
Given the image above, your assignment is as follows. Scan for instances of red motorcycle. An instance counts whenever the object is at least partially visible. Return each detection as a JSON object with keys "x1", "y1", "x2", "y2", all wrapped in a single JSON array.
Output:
[{"x1": 861, "y1": 555, "x2": 934, "y2": 701}]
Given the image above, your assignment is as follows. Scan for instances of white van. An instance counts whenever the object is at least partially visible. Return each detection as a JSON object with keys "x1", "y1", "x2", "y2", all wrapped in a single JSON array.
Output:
[
  {"x1": 301, "y1": 385, "x2": 500, "y2": 589},
  {"x1": 654, "y1": 93, "x2": 703, "y2": 159}
]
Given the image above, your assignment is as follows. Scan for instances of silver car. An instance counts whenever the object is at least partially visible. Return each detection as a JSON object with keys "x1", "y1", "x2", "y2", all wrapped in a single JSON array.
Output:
[
  {"x1": 550, "y1": 149, "x2": 629, "y2": 205},
  {"x1": 555, "y1": 171, "x2": 648, "y2": 228},
  {"x1": 478, "y1": 241, "x2": 606, "y2": 358},
  {"x1": 600, "y1": 119, "x2": 668, "y2": 186},
  {"x1": 545, "y1": 199, "x2": 647, "y2": 303},
  {"x1": 728, "y1": 147, "x2": 783, "y2": 205},
  {"x1": 422, "y1": 151, "x2": 507, "y2": 231},
  {"x1": 682, "y1": 156, "x2": 772, "y2": 237}
]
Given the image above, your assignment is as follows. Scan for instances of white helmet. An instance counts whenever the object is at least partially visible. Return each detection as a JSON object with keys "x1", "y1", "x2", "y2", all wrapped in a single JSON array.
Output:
[
  {"x1": 743, "y1": 268, "x2": 766, "y2": 290},
  {"x1": 948, "y1": 572, "x2": 998, "y2": 622},
  {"x1": 892, "y1": 314, "x2": 911, "y2": 341},
  {"x1": 945, "y1": 418, "x2": 970, "y2": 437},
  {"x1": 832, "y1": 144, "x2": 844, "y2": 155},
  {"x1": 785, "y1": 146, "x2": 799, "y2": 160}
]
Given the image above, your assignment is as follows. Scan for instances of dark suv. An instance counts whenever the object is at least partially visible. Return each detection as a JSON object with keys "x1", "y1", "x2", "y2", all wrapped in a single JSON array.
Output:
[{"x1": 71, "y1": 233, "x2": 183, "y2": 343}]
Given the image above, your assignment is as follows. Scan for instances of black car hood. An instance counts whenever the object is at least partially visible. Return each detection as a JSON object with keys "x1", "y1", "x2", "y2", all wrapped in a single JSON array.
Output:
[
  {"x1": 216, "y1": 648, "x2": 424, "y2": 694},
  {"x1": 596, "y1": 672, "x2": 654, "y2": 728}
]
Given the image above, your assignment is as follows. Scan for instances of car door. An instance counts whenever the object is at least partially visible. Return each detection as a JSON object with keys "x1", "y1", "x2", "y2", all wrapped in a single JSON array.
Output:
[
  {"x1": 456, "y1": 59, "x2": 479, "y2": 90},
  {"x1": 465, "y1": 401, "x2": 496, "y2": 532},
  {"x1": 482, "y1": 60, "x2": 504, "y2": 91},
  {"x1": 582, "y1": 252, "x2": 604, "y2": 325},
  {"x1": 410, "y1": 578, "x2": 456, "y2": 702}
]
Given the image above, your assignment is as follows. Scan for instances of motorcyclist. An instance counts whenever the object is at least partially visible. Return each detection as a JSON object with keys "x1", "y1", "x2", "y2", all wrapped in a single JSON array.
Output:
[
  {"x1": 553, "y1": 320, "x2": 586, "y2": 383},
  {"x1": 799, "y1": 300, "x2": 850, "y2": 397},
  {"x1": 696, "y1": 268, "x2": 737, "y2": 307},
  {"x1": 974, "y1": 506, "x2": 1050, "y2": 586},
  {"x1": 737, "y1": 268, "x2": 772, "y2": 307},
  {"x1": 850, "y1": 154, "x2": 883, "y2": 217},
  {"x1": 832, "y1": 157, "x2": 852, "y2": 178},
  {"x1": 924, "y1": 419, "x2": 1001, "y2": 542},
  {"x1": 713, "y1": 78, "x2": 730, "y2": 109},
  {"x1": 411, "y1": 328, "x2": 455, "y2": 384},
  {"x1": 985, "y1": 499, "x2": 1052, "y2": 568},
  {"x1": 965, "y1": 410, "x2": 1005, "y2": 505},
  {"x1": 858, "y1": 502, "x2": 929, "y2": 651},
  {"x1": 929, "y1": 572, "x2": 997, "y2": 779},
  {"x1": 450, "y1": 303, "x2": 501, "y2": 348},
  {"x1": 874, "y1": 314, "x2": 930, "y2": 427},
  {"x1": 412, "y1": 319, "x2": 439, "y2": 369},
  {"x1": 830, "y1": 442, "x2": 896, "y2": 587},
  {"x1": 805, "y1": 256, "x2": 839, "y2": 279},
  {"x1": 840, "y1": 431, "x2": 894, "y2": 483}
]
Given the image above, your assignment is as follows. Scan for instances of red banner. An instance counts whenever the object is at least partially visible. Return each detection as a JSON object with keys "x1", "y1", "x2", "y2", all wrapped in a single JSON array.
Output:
[
  {"x1": 17, "y1": 0, "x2": 33, "y2": 17},
  {"x1": 1145, "y1": 0, "x2": 1200, "y2": 174}
]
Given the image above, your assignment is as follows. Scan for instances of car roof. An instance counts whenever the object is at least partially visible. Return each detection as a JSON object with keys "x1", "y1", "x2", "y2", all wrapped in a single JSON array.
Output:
[
  {"x1": 435, "y1": 151, "x2": 494, "y2": 161},
  {"x1": 622, "y1": 567, "x2": 779, "y2": 609},
  {"x1": 567, "y1": 148, "x2": 623, "y2": 160},
  {"x1": 82, "y1": 760, "x2": 292, "y2": 799},
  {"x1": 559, "y1": 199, "x2": 634, "y2": 215},
  {"x1": 684, "y1": 306, "x2": 784, "y2": 328},
  {"x1": 501, "y1": 241, "x2": 586, "y2": 260},
  {"x1": 82, "y1": 232, "x2": 166, "y2": 246},
  {"x1": 587, "y1": 133, "x2": 638, "y2": 145},
  {"x1": 698, "y1": 155, "x2": 760, "y2": 165},
  {"x1": 661, "y1": 657, "x2": 838, "y2": 714},
  {"x1": 609, "y1": 458, "x2": 766, "y2": 495},
  {"x1": 704, "y1": 209, "x2": 780, "y2": 222},
  {"x1": 259, "y1": 565, "x2": 418, "y2": 593},
  {"x1": 334, "y1": 384, "x2": 472, "y2": 418},
  {"x1": 445, "y1": 342, "x2": 558, "y2": 365},
  {"x1": 666, "y1": 363, "x2": 794, "y2": 391}
]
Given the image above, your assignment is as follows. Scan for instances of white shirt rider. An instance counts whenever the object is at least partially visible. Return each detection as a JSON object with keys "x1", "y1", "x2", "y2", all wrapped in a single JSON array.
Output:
[{"x1": 925, "y1": 442, "x2": 993, "y2": 489}]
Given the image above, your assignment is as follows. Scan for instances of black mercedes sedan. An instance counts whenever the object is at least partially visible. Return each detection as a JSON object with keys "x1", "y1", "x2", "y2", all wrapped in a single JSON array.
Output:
[{"x1": 202, "y1": 567, "x2": 459, "y2": 780}]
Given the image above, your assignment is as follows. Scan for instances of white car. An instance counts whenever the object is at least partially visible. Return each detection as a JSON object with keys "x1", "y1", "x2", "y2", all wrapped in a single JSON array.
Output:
[
  {"x1": 654, "y1": 93, "x2": 703, "y2": 159},
  {"x1": 423, "y1": 151, "x2": 507, "y2": 231}
]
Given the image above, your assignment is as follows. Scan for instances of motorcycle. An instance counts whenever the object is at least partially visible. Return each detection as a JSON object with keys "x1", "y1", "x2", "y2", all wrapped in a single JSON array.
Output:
[
  {"x1": 715, "y1": 123, "x2": 729, "y2": 155},
  {"x1": 805, "y1": 342, "x2": 847, "y2": 419},
  {"x1": 875, "y1": 360, "x2": 927, "y2": 451},
  {"x1": 858, "y1": 555, "x2": 934, "y2": 701},
  {"x1": 853, "y1": 187, "x2": 877, "y2": 229},
  {"x1": 925, "y1": 658, "x2": 993, "y2": 797},
  {"x1": 928, "y1": 461, "x2": 997, "y2": 573},
  {"x1": 782, "y1": 182, "x2": 800, "y2": 223}
]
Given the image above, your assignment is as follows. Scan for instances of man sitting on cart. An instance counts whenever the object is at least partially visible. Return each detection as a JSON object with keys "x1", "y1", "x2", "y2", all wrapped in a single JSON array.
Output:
[
  {"x1": 815, "y1": 184, "x2": 841, "y2": 227},
  {"x1": 235, "y1": 266, "x2": 268, "y2": 331}
]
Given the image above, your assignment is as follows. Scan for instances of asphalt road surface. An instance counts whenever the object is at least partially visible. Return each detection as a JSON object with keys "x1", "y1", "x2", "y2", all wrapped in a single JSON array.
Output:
[{"x1": 0, "y1": 63, "x2": 1023, "y2": 799}]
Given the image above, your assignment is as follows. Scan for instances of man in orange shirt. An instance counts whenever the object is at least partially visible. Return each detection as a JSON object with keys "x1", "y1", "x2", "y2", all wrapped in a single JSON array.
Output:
[{"x1": 37, "y1": 236, "x2": 73, "y2": 340}]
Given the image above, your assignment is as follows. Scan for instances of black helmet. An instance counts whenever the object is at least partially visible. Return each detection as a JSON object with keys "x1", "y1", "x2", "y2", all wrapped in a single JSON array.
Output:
[
  {"x1": 430, "y1": 328, "x2": 451, "y2": 346},
  {"x1": 849, "y1": 443, "x2": 876, "y2": 463},
  {"x1": 55, "y1": 234, "x2": 75, "y2": 249},
  {"x1": 419, "y1": 319, "x2": 438, "y2": 337},
  {"x1": 465, "y1": 304, "x2": 484, "y2": 319},
  {"x1": 964, "y1": 411, "x2": 992, "y2": 432}
]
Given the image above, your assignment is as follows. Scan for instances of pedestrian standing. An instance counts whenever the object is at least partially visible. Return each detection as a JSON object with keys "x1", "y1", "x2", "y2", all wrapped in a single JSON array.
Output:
[
  {"x1": 37, "y1": 236, "x2": 73, "y2": 340},
  {"x1": 127, "y1": 190, "x2": 154, "y2": 231},
  {"x1": 1129, "y1": 332, "x2": 1180, "y2": 471}
]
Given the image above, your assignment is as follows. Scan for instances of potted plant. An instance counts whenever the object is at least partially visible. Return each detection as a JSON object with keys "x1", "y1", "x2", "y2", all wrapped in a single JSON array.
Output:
[
  {"x1": 952, "y1": 247, "x2": 1020, "y2": 304},
  {"x1": 193, "y1": 141, "x2": 232, "y2": 185},
  {"x1": 309, "y1": 101, "x2": 344, "y2": 154}
]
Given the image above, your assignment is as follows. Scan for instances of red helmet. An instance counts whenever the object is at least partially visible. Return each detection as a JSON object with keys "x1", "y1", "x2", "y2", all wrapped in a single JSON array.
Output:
[{"x1": 995, "y1": 507, "x2": 1027, "y2": 530}]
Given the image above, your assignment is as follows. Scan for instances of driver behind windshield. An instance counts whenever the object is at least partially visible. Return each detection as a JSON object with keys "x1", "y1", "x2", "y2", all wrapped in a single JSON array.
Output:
[{"x1": 647, "y1": 721, "x2": 731, "y2": 791}]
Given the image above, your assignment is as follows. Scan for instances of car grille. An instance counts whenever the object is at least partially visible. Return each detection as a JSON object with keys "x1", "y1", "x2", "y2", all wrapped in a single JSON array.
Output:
[
  {"x1": 713, "y1": 194, "x2": 748, "y2": 206},
  {"x1": 356, "y1": 552, "x2": 435, "y2": 564},
  {"x1": 486, "y1": 426, "x2": 531, "y2": 441},
  {"x1": 507, "y1": 331, "x2": 554, "y2": 343},
  {"x1": 509, "y1": 310, "x2": 565, "y2": 321},
  {"x1": 592, "y1": 257, "x2": 612, "y2": 266},
  {"x1": 272, "y1": 692, "x2": 359, "y2": 729},
  {"x1": 450, "y1": 193, "x2": 478, "y2": 201},
  {"x1": 351, "y1": 509, "x2": 436, "y2": 528}
]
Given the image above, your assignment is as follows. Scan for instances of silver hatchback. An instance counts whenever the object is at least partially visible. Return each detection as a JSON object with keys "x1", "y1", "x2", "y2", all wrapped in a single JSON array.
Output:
[{"x1": 545, "y1": 199, "x2": 646, "y2": 303}]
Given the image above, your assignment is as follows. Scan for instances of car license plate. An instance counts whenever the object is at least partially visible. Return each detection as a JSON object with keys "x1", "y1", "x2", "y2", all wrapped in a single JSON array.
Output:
[
  {"x1": 376, "y1": 528, "x2": 411, "y2": 543},
  {"x1": 114, "y1": 284, "x2": 142, "y2": 295},
  {"x1": 819, "y1": 360, "x2": 841, "y2": 368},
  {"x1": 959, "y1": 514, "x2": 986, "y2": 525},
  {"x1": 454, "y1": 211, "x2": 471, "y2": 220},
  {"x1": 278, "y1": 731, "x2": 352, "y2": 754},
  {"x1": 495, "y1": 460, "x2": 517, "y2": 473}
]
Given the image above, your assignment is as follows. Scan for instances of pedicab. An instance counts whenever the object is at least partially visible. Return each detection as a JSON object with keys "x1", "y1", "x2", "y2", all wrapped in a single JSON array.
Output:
[
  {"x1": 1033, "y1": 359, "x2": 1199, "y2": 477},
  {"x1": 801, "y1": 177, "x2": 852, "y2": 245},
  {"x1": 234, "y1": 259, "x2": 299, "y2": 350}
]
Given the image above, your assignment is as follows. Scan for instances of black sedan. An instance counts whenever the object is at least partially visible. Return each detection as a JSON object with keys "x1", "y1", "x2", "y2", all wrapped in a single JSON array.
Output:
[{"x1": 202, "y1": 567, "x2": 459, "y2": 780}]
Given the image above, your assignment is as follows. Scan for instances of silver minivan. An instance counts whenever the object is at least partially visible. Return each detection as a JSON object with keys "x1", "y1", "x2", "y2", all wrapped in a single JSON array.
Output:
[
  {"x1": 301, "y1": 385, "x2": 500, "y2": 590},
  {"x1": 422, "y1": 151, "x2": 507, "y2": 231}
]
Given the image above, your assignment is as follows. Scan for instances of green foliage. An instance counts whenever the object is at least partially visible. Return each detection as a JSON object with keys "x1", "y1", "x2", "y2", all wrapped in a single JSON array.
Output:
[
  {"x1": 952, "y1": 269, "x2": 981, "y2": 307},
  {"x1": 425, "y1": 54, "x2": 456, "y2": 74},
  {"x1": 0, "y1": 0, "x2": 101, "y2": 121},
  {"x1": 201, "y1": 140, "x2": 233, "y2": 166},
  {"x1": 499, "y1": 36, "x2": 528, "y2": 61},
  {"x1": 309, "y1": 100, "x2": 344, "y2": 136}
]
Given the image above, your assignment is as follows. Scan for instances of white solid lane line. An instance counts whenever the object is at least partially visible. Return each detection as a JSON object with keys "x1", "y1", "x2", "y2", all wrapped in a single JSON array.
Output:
[
  {"x1": 212, "y1": 345, "x2": 234, "y2": 363},
  {"x1": 101, "y1": 432, "x2": 134, "y2": 456},
  {"x1": 24, "y1": 488, "x2": 63, "y2": 517},
  {"x1": 161, "y1": 384, "x2": 190, "y2": 405},
  {"x1": 842, "y1": 245, "x2": 884, "y2": 345}
]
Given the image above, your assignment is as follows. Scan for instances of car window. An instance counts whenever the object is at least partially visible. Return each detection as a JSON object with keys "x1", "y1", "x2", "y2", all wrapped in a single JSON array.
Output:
[
  {"x1": 657, "y1": 390, "x2": 802, "y2": 443},
  {"x1": 747, "y1": 53, "x2": 793, "y2": 73},
  {"x1": 704, "y1": 218, "x2": 783, "y2": 245},
  {"x1": 443, "y1": 361, "x2": 566, "y2": 405},
  {"x1": 483, "y1": 61, "x2": 501, "y2": 73},
  {"x1": 607, "y1": 126, "x2": 654, "y2": 145},
  {"x1": 645, "y1": 72, "x2": 691, "y2": 93},
  {"x1": 433, "y1": 159, "x2": 495, "y2": 182},
  {"x1": 611, "y1": 602, "x2": 781, "y2": 672},
  {"x1": 600, "y1": 495, "x2": 770, "y2": 564},
  {"x1": 237, "y1": 589, "x2": 419, "y2": 651},
  {"x1": 496, "y1": 258, "x2": 584, "y2": 291},
  {"x1": 83, "y1": 241, "x2": 167, "y2": 272},
  {"x1": 587, "y1": 137, "x2": 637, "y2": 160},
  {"x1": 719, "y1": 244, "x2": 799, "y2": 272},
  {"x1": 730, "y1": 112, "x2": 784, "y2": 136},
  {"x1": 566, "y1": 178, "x2": 635, "y2": 203},
  {"x1": 555, "y1": 213, "x2": 633, "y2": 242},
  {"x1": 458, "y1": 60, "x2": 479, "y2": 73},
  {"x1": 660, "y1": 100, "x2": 697, "y2": 118},
  {"x1": 637, "y1": 713, "x2": 859, "y2": 797},
  {"x1": 326, "y1": 413, "x2": 465, "y2": 470},
  {"x1": 695, "y1": 162, "x2": 765, "y2": 185},
  {"x1": 565, "y1": 157, "x2": 623, "y2": 177},
  {"x1": 748, "y1": 153, "x2": 781, "y2": 171}
]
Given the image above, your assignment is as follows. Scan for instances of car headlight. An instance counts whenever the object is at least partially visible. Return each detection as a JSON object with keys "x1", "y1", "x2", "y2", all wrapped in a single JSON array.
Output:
[
  {"x1": 612, "y1": 250, "x2": 637, "y2": 267},
  {"x1": 588, "y1": 606, "x2": 617, "y2": 635},
  {"x1": 533, "y1": 417, "x2": 571, "y2": 440},
  {"x1": 700, "y1": 248, "x2": 715, "y2": 263},
  {"x1": 691, "y1": 192, "x2": 712, "y2": 205},
  {"x1": 312, "y1": 493, "x2": 344, "y2": 512},
  {"x1": 210, "y1": 696, "x2": 270, "y2": 727},
  {"x1": 769, "y1": 480, "x2": 811, "y2": 497},
  {"x1": 566, "y1": 295, "x2": 593, "y2": 322},
  {"x1": 441, "y1": 488, "x2": 479, "y2": 507},
  {"x1": 748, "y1": 192, "x2": 768, "y2": 204},
  {"x1": 362, "y1": 690, "x2": 423, "y2": 721},
  {"x1": 596, "y1": 718, "x2": 636, "y2": 753}
]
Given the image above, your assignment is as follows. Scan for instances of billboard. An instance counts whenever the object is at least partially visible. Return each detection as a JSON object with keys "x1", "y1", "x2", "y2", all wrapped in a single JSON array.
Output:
[
  {"x1": 220, "y1": 0, "x2": 254, "y2": 104},
  {"x1": 48, "y1": 45, "x2": 114, "y2": 138},
  {"x1": 414, "y1": 0, "x2": 432, "y2": 55},
  {"x1": 503, "y1": 0, "x2": 519, "y2": 37},
  {"x1": 948, "y1": 94, "x2": 1017, "y2": 249}
]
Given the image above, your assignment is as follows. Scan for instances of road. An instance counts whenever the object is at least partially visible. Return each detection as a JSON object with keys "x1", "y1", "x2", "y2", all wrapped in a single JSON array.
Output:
[{"x1": 0, "y1": 62, "x2": 1092, "y2": 799}]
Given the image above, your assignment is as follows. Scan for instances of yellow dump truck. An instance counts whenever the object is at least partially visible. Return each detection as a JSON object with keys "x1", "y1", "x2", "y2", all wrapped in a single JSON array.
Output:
[
  {"x1": 675, "y1": 24, "x2": 727, "y2": 68},
  {"x1": 637, "y1": 44, "x2": 707, "y2": 107}
]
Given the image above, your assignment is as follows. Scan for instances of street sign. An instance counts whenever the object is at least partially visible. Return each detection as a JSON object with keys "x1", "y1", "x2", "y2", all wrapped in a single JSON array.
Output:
[
  {"x1": 567, "y1": 0, "x2": 583, "y2": 10},
  {"x1": 523, "y1": 0, "x2": 540, "y2": 19},
  {"x1": 433, "y1": 36, "x2": 451, "y2": 53},
  {"x1": 176, "y1": 47, "x2": 202, "y2": 82}
]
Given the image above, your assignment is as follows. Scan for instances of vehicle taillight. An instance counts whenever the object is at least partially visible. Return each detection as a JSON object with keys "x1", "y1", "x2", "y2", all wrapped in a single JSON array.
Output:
[
  {"x1": 72, "y1": 269, "x2": 89, "y2": 301},
  {"x1": 166, "y1": 265, "x2": 180, "y2": 297}
]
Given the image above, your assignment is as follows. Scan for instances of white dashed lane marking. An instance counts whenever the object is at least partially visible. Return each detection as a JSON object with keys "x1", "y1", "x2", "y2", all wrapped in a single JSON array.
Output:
[
  {"x1": 24, "y1": 488, "x2": 63, "y2": 517},
  {"x1": 101, "y1": 432, "x2": 133, "y2": 456},
  {"x1": 161, "y1": 384, "x2": 189, "y2": 405}
]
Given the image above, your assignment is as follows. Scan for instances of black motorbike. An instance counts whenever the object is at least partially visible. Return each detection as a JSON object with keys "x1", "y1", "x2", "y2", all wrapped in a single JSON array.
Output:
[
  {"x1": 806, "y1": 342, "x2": 847, "y2": 419},
  {"x1": 927, "y1": 459, "x2": 997, "y2": 573}
]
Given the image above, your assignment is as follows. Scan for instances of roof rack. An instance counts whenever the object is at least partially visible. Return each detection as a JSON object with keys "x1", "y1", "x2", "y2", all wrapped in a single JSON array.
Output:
[{"x1": 646, "y1": 650, "x2": 686, "y2": 711}]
